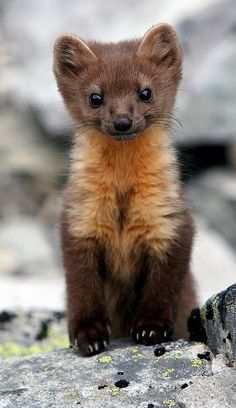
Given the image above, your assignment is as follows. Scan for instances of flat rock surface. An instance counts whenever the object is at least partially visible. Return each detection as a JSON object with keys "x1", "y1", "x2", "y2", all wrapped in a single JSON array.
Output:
[{"x1": 0, "y1": 339, "x2": 223, "y2": 408}]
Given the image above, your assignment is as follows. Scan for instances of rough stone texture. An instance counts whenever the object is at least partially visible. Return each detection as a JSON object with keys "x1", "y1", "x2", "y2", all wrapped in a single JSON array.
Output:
[
  {"x1": 188, "y1": 284, "x2": 236, "y2": 367},
  {"x1": 199, "y1": 284, "x2": 236, "y2": 363},
  {"x1": 177, "y1": 364, "x2": 236, "y2": 408},
  {"x1": 1, "y1": 282, "x2": 236, "y2": 408},
  {"x1": 0, "y1": 339, "x2": 218, "y2": 408}
]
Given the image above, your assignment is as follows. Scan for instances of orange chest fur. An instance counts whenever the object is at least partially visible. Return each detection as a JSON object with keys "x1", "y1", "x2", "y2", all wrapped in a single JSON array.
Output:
[{"x1": 66, "y1": 129, "x2": 182, "y2": 279}]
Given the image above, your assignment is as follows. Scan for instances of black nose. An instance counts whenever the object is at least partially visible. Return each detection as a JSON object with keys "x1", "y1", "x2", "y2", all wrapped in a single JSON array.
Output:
[{"x1": 113, "y1": 117, "x2": 132, "y2": 132}]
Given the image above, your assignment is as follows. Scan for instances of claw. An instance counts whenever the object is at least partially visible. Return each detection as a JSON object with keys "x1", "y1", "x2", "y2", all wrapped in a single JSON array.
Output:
[
  {"x1": 88, "y1": 345, "x2": 93, "y2": 354},
  {"x1": 149, "y1": 330, "x2": 154, "y2": 338},
  {"x1": 142, "y1": 330, "x2": 146, "y2": 338},
  {"x1": 94, "y1": 342, "x2": 99, "y2": 352},
  {"x1": 103, "y1": 340, "x2": 107, "y2": 348},
  {"x1": 136, "y1": 333, "x2": 139, "y2": 340}
]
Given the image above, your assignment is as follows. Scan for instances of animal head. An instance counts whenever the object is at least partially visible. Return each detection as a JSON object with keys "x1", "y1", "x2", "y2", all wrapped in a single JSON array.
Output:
[{"x1": 53, "y1": 24, "x2": 182, "y2": 141}]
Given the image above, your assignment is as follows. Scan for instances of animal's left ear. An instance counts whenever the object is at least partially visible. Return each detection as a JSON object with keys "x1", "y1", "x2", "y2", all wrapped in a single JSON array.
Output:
[{"x1": 136, "y1": 24, "x2": 182, "y2": 66}]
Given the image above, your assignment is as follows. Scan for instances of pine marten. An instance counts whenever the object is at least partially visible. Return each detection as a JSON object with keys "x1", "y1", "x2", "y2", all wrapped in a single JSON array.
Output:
[{"x1": 53, "y1": 24, "x2": 197, "y2": 356}]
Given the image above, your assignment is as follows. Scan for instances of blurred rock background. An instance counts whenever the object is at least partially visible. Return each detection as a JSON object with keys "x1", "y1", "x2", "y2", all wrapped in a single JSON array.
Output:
[{"x1": 0, "y1": 0, "x2": 235, "y2": 312}]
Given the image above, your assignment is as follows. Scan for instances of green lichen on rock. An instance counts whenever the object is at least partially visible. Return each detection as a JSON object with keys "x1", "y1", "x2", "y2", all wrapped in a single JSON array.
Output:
[
  {"x1": 162, "y1": 400, "x2": 176, "y2": 407},
  {"x1": 130, "y1": 345, "x2": 144, "y2": 361},
  {"x1": 0, "y1": 310, "x2": 68, "y2": 359},
  {"x1": 0, "y1": 327, "x2": 68, "y2": 358},
  {"x1": 0, "y1": 339, "x2": 215, "y2": 408},
  {"x1": 191, "y1": 358, "x2": 203, "y2": 368},
  {"x1": 161, "y1": 368, "x2": 175, "y2": 378},
  {"x1": 200, "y1": 303, "x2": 207, "y2": 322},
  {"x1": 109, "y1": 385, "x2": 120, "y2": 397},
  {"x1": 98, "y1": 355, "x2": 113, "y2": 363},
  {"x1": 172, "y1": 353, "x2": 182, "y2": 360},
  {"x1": 189, "y1": 284, "x2": 236, "y2": 363}
]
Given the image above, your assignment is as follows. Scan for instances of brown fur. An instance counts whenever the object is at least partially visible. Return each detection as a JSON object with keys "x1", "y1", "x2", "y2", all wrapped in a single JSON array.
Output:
[{"x1": 53, "y1": 24, "x2": 197, "y2": 356}]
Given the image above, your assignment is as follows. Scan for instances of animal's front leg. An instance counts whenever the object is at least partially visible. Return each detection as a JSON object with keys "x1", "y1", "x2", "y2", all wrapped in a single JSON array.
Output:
[
  {"x1": 61, "y1": 215, "x2": 110, "y2": 356},
  {"x1": 131, "y1": 256, "x2": 176, "y2": 346},
  {"x1": 131, "y1": 220, "x2": 194, "y2": 345}
]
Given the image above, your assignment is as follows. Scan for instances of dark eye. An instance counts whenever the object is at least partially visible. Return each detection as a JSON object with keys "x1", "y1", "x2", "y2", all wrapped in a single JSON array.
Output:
[
  {"x1": 89, "y1": 93, "x2": 103, "y2": 108},
  {"x1": 139, "y1": 88, "x2": 153, "y2": 102}
]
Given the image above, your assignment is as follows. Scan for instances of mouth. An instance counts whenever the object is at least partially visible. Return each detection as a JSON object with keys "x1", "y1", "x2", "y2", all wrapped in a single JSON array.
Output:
[{"x1": 111, "y1": 133, "x2": 138, "y2": 141}]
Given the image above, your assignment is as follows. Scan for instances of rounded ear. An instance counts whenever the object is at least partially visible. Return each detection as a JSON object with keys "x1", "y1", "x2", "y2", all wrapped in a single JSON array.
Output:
[
  {"x1": 136, "y1": 23, "x2": 182, "y2": 66},
  {"x1": 53, "y1": 34, "x2": 97, "y2": 79}
]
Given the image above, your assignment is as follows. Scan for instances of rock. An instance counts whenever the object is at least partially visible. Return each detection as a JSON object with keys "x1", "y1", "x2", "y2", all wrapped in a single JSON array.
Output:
[
  {"x1": 191, "y1": 217, "x2": 236, "y2": 304},
  {"x1": 188, "y1": 284, "x2": 236, "y2": 363},
  {"x1": 0, "y1": 217, "x2": 64, "y2": 311},
  {"x1": 0, "y1": 310, "x2": 67, "y2": 359},
  {"x1": 0, "y1": 276, "x2": 64, "y2": 311},
  {"x1": 0, "y1": 106, "x2": 66, "y2": 221},
  {"x1": 0, "y1": 339, "x2": 217, "y2": 408},
  {"x1": 1, "y1": 281, "x2": 236, "y2": 407},
  {"x1": 0, "y1": 17, "x2": 23, "y2": 103},
  {"x1": 176, "y1": 0, "x2": 236, "y2": 146},
  {"x1": 187, "y1": 168, "x2": 236, "y2": 249},
  {"x1": 177, "y1": 365, "x2": 236, "y2": 408},
  {"x1": 0, "y1": 217, "x2": 61, "y2": 278}
]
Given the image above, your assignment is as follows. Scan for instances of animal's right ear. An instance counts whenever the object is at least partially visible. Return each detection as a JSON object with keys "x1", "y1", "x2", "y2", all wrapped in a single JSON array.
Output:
[{"x1": 53, "y1": 34, "x2": 97, "y2": 79}]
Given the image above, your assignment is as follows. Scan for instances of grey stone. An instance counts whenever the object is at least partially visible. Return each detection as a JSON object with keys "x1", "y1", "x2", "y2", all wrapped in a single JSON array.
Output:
[
  {"x1": 187, "y1": 168, "x2": 236, "y2": 249},
  {"x1": 177, "y1": 366, "x2": 236, "y2": 408},
  {"x1": 200, "y1": 284, "x2": 236, "y2": 363},
  {"x1": 0, "y1": 339, "x2": 216, "y2": 408},
  {"x1": 0, "y1": 107, "x2": 66, "y2": 220},
  {"x1": 0, "y1": 217, "x2": 61, "y2": 278},
  {"x1": 0, "y1": 310, "x2": 67, "y2": 359},
  {"x1": 1, "y1": 286, "x2": 236, "y2": 408},
  {"x1": 188, "y1": 284, "x2": 236, "y2": 364},
  {"x1": 191, "y1": 218, "x2": 236, "y2": 304},
  {"x1": 0, "y1": 276, "x2": 64, "y2": 311},
  {"x1": 176, "y1": 0, "x2": 236, "y2": 145}
]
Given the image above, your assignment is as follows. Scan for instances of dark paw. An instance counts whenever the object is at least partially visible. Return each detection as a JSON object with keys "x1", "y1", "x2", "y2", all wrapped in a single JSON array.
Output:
[
  {"x1": 130, "y1": 319, "x2": 173, "y2": 345},
  {"x1": 69, "y1": 318, "x2": 111, "y2": 356}
]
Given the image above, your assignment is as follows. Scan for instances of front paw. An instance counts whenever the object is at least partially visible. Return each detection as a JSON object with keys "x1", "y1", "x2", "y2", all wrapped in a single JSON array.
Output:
[
  {"x1": 69, "y1": 318, "x2": 111, "y2": 357},
  {"x1": 131, "y1": 319, "x2": 173, "y2": 345}
]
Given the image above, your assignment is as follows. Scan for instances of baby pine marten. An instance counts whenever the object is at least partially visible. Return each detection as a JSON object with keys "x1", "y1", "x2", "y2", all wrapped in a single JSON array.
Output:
[{"x1": 53, "y1": 24, "x2": 197, "y2": 356}]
